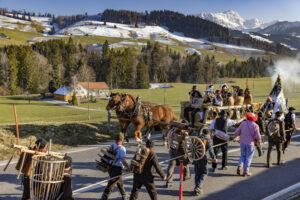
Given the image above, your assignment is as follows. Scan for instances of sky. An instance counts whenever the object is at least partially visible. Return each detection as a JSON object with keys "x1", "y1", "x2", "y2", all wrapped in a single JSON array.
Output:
[{"x1": 0, "y1": 0, "x2": 300, "y2": 22}]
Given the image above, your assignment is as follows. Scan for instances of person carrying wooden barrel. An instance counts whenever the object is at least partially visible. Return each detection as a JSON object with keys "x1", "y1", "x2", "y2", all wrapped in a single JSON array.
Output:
[
  {"x1": 17, "y1": 138, "x2": 48, "y2": 200},
  {"x1": 165, "y1": 124, "x2": 191, "y2": 188},
  {"x1": 266, "y1": 111, "x2": 286, "y2": 168},
  {"x1": 100, "y1": 133, "x2": 130, "y2": 200},
  {"x1": 129, "y1": 139, "x2": 166, "y2": 200}
]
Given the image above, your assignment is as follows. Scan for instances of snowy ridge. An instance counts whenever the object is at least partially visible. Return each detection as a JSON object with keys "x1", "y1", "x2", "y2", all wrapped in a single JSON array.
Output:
[
  {"x1": 259, "y1": 21, "x2": 300, "y2": 34},
  {"x1": 57, "y1": 20, "x2": 263, "y2": 53}
]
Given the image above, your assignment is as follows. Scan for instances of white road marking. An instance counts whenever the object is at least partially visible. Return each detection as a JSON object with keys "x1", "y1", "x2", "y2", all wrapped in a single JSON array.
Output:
[
  {"x1": 261, "y1": 182, "x2": 300, "y2": 200},
  {"x1": 0, "y1": 134, "x2": 163, "y2": 167},
  {"x1": 72, "y1": 133, "x2": 300, "y2": 195}
]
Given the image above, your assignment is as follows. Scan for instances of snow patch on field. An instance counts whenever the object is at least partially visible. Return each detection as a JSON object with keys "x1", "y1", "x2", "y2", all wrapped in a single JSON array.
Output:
[
  {"x1": 280, "y1": 43, "x2": 297, "y2": 50},
  {"x1": 0, "y1": 15, "x2": 52, "y2": 32},
  {"x1": 243, "y1": 32, "x2": 273, "y2": 43}
]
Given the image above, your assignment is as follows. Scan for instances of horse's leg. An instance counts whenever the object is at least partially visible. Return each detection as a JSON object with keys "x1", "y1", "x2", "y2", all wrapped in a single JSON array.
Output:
[
  {"x1": 134, "y1": 122, "x2": 144, "y2": 144},
  {"x1": 161, "y1": 125, "x2": 169, "y2": 147},
  {"x1": 120, "y1": 120, "x2": 130, "y2": 143},
  {"x1": 145, "y1": 124, "x2": 153, "y2": 140}
]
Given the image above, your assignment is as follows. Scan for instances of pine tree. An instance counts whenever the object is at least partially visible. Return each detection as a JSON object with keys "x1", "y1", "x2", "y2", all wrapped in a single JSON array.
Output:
[
  {"x1": 72, "y1": 92, "x2": 78, "y2": 105},
  {"x1": 136, "y1": 58, "x2": 149, "y2": 89},
  {"x1": 7, "y1": 50, "x2": 18, "y2": 94}
]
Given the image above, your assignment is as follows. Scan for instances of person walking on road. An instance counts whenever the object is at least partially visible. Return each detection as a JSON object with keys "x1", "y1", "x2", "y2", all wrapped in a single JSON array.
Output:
[
  {"x1": 129, "y1": 140, "x2": 166, "y2": 200},
  {"x1": 100, "y1": 133, "x2": 130, "y2": 200},
  {"x1": 192, "y1": 129, "x2": 217, "y2": 196},
  {"x1": 234, "y1": 112, "x2": 261, "y2": 176},
  {"x1": 283, "y1": 107, "x2": 296, "y2": 152},
  {"x1": 266, "y1": 111, "x2": 286, "y2": 168},
  {"x1": 210, "y1": 110, "x2": 236, "y2": 171}
]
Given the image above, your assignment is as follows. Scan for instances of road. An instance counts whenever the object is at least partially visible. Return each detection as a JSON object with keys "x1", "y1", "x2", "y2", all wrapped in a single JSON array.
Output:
[{"x1": 1, "y1": 119, "x2": 300, "y2": 200}]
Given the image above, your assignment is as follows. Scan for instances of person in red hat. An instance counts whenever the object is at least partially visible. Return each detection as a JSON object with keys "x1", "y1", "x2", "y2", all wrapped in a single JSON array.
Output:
[{"x1": 234, "y1": 112, "x2": 261, "y2": 176}]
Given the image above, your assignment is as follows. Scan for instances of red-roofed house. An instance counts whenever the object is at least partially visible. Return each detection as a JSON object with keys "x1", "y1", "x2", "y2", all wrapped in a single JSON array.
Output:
[{"x1": 53, "y1": 82, "x2": 109, "y2": 101}]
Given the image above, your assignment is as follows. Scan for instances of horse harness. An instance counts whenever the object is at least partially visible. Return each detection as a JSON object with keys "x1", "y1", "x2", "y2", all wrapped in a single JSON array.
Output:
[{"x1": 119, "y1": 94, "x2": 152, "y2": 122}]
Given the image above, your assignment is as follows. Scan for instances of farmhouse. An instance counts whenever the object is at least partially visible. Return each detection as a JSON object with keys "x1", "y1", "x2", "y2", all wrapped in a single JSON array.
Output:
[{"x1": 53, "y1": 82, "x2": 109, "y2": 101}]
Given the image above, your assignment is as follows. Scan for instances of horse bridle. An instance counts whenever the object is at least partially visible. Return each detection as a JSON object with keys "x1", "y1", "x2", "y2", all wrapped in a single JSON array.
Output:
[{"x1": 118, "y1": 94, "x2": 138, "y2": 117}]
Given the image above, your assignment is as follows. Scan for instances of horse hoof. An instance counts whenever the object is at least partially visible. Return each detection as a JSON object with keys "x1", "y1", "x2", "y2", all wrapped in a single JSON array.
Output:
[{"x1": 136, "y1": 138, "x2": 142, "y2": 144}]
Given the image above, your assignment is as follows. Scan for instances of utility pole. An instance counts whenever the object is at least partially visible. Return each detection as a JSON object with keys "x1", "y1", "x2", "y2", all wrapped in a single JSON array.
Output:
[
  {"x1": 88, "y1": 77, "x2": 90, "y2": 120},
  {"x1": 164, "y1": 83, "x2": 166, "y2": 105}
]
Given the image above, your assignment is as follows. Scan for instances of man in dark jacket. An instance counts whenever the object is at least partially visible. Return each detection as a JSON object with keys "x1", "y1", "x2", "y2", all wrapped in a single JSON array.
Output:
[
  {"x1": 192, "y1": 129, "x2": 217, "y2": 195},
  {"x1": 267, "y1": 111, "x2": 286, "y2": 168},
  {"x1": 210, "y1": 110, "x2": 229, "y2": 171},
  {"x1": 283, "y1": 107, "x2": 296, "y2": 152},
  {"x1": 130, "y1": 140, "x2": 166, "y2": 200}
]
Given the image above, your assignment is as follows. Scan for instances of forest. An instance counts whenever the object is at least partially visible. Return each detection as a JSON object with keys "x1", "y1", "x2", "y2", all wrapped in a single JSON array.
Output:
[{"x1": 0, "y1": 38, "x2": 273, "y2": 95}]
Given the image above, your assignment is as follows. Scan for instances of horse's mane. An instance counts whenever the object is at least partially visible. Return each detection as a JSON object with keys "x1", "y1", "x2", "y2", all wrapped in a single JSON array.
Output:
[{"x1": 124, "y1": 93, "x2": 137, "y2": 104}]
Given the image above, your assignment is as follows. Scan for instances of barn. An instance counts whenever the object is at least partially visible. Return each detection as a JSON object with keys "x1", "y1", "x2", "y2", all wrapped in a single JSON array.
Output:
[{"x1": 53, "y1": 85, "x2": 72, "y2": 101}]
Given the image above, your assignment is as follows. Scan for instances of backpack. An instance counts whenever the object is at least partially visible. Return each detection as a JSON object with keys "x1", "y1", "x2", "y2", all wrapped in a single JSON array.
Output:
[
  {"x1": 267, "y1": 120, "x2": 281, "y2": 138},
  {"x1": 130, "y1": 146, "x2": 150, "y2": 174},
  {"x1": 96, "y1": 145, "x2": 120, "y2": 172}
]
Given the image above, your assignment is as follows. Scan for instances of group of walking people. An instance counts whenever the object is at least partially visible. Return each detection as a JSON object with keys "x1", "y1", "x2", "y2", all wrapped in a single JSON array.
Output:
[
  {"x1": 100, "y1": 84, "x2": 296, "y2": 199},
  {"x1": 101, "y1": 106, "x2": 296, "y2": 199}
]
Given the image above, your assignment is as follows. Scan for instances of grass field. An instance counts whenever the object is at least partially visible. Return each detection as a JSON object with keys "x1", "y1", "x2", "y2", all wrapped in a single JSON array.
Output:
[
  {"x1": 0, "y1": 77, "x2": 298, "y2": 125},
  {"x1": 0, "y1": 27, "x2": 43, "y2": 47}
]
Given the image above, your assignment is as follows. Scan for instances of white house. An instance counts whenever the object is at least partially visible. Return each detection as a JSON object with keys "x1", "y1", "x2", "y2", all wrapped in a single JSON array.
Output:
[{"x1": 53, "y1": 82, "x2": 109, "y2": 101}]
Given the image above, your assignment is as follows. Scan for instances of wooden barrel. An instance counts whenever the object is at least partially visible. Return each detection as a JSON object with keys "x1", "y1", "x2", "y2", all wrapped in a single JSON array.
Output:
[{"x1": 30, "y1": 155, "x2": 67, "y2": 200}]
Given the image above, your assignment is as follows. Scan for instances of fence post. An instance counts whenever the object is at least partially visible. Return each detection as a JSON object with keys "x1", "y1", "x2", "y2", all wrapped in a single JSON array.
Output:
[{"x1": 179, "y1": 161, "x2": 183, "y2": 200}]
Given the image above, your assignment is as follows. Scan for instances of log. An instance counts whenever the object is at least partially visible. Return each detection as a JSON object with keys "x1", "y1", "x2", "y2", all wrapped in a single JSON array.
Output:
[
  {"x1": 13, "y1": 144, "x2": 64, "y2": 159},
  {"x1": 3, "y1": 149, "x2": 17, "y2": 172}
]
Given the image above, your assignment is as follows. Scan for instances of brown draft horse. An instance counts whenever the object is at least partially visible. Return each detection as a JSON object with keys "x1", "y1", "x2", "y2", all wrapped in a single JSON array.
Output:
[
  {"x1": 117, "y1": 93, "x2": 177, "y2": 143},
  {"x1": 106, "y1": 92, "x2": 133, "y2": 142}
]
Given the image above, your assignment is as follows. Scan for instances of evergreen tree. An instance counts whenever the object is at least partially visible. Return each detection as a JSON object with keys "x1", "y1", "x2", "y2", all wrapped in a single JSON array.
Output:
[
  {"x1": 6, "y1": 50, "x2": 18, "y2": 94},
  {"x1": 136, "y1": 58, "x2": 149, "y2": 89}
]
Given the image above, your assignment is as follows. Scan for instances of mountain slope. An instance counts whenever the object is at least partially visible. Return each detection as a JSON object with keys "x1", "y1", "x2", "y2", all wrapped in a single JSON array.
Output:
[
  {"x1": 198, "y1": 10, "x2": 278, "y2": 31},
  {"x1": 259, "y1": 21, "x2": 300, "y2": 35}
]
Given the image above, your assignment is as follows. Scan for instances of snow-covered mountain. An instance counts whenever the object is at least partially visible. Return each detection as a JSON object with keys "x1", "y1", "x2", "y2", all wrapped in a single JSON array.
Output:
[{"x1": 198, "y1": 10, "x2": 278, "y2": 31}]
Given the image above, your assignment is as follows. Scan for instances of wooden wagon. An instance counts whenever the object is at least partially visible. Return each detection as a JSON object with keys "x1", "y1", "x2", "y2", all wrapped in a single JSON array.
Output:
[{"x1": 180, "y1": 101, "x2": 263, "y2": 127}]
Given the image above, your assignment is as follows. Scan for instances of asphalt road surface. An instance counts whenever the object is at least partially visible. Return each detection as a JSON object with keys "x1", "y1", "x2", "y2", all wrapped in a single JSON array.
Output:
[{"x1": 1, "y1": 119, "x2": 300, "y2": 200}]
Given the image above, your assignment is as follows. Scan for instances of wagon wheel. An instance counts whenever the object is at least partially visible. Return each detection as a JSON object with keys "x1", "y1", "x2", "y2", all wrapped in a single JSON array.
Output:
[{"x1": 184, "y1": 136, "x2": 206, "y2": 161}]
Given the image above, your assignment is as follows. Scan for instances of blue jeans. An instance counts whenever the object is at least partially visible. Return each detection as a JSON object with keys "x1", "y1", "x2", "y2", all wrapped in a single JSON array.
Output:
[{"x1": 238, "y1": 143, "x2": 255, "y2": 173}]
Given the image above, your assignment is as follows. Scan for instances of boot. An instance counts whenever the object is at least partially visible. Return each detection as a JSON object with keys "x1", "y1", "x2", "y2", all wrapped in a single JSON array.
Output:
[
  {"x1": 165, "y1": 182, "x2": 173, "y2": 188},
  {"x1": 194, "y1": 187, "x2": 203, "y2": 196},
  {"x1": 237, "y1": 166, "x2": 242, "y2": 175},
  {"x1": 100, "y1": 193, "x2": 108, "y2": 200},
  {"x1": 122, "y1": 194, "x2": 129, "y2": 200}
]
